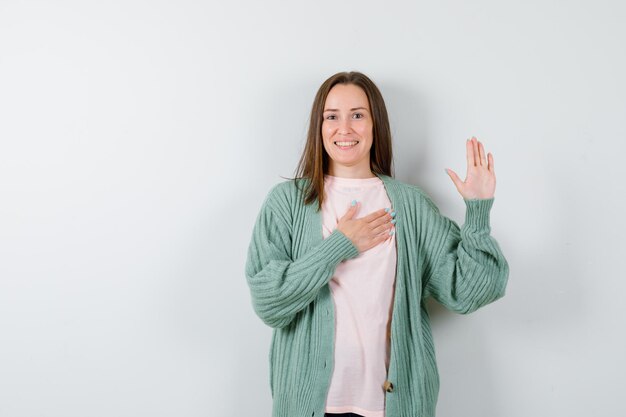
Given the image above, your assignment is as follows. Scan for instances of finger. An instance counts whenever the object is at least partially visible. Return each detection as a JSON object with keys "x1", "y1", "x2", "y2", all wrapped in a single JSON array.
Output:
[
  {"x1": 369, "y1": 212, "x2": 393, "y2": 229},
  {"x1": 488, "y1": 152, "x2": 495, "y2": 172},
  {"x1": 380, "y1": 230, "x2": 393, "y2": 243},
  {"x1": 340, "y1": 202, "x2": 359, "y2": 221},
  {"x1": 465, "y1": 138, "x2": 473, "y2": 169},
  {"x1": 478, "y1": 140, "x2": 487, "y2": 167},
  {"x1": 364, "y1": 231, "x2": 390, "y2": 252},
  {"x1": 371, "y1": 217, "x2": 394, "y2": 234},
  {"x1": 446, "y1": 169, "x2": 465, "y2": 194},
  {"x1": 363, "y1": 207, "x2": 389, "y2": 222},
  {"x1": 447, "y1": 168, "x2": 461, "y2": 183},
  {"x1": 471, "y1": 136, "x2": 479, "y2": 166}
]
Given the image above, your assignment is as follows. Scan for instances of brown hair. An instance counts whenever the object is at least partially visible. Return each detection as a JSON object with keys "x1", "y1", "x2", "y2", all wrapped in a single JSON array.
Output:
[{"x1": 286, "y1": 71, "x2": 394, "y2": 211}]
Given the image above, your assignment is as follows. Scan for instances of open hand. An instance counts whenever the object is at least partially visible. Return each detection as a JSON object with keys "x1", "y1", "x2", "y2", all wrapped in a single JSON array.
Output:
[
  {"x1": 445, "y1": 136, "x2": 496, "y2": 200},
  {"x1": 336, "y1": 202, "x2": 394, "y2": 253}
]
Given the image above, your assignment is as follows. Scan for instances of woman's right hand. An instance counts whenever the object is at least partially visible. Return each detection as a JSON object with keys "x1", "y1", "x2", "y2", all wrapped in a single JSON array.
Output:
[{"x1": 336, "y1": 202, "x2": 395, "y2": 253}]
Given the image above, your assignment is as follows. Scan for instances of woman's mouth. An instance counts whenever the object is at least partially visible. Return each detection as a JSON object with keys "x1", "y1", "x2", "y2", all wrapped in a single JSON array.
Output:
[{"x1": 334, "y1": 140, "x2": 359, "y2": 149}]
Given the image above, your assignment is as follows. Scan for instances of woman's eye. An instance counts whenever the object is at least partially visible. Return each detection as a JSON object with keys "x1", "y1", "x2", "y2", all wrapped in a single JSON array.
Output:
[
  {"x1": 353, "y1": 113, "x2": 363, "y2": 119},
  {"x1": 325, "y1": 115, "x2": 336, "y2": 120}
]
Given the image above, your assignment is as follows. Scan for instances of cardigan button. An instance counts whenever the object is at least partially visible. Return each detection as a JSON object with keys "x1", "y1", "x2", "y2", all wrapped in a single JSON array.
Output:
[{"x1": 383, "y1": 380, "x2": 394, "y2": 392}]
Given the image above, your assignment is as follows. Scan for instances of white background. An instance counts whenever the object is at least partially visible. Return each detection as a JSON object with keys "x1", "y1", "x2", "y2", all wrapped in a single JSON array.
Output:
[{"x1": 1, "y1": 1, "x2": 624, "y2": 416}]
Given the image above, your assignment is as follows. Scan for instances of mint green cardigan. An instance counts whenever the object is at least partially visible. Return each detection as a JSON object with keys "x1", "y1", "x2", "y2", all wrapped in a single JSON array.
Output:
[{"x1": 245, "y1": 173, "x2": 509, "y2": 417}]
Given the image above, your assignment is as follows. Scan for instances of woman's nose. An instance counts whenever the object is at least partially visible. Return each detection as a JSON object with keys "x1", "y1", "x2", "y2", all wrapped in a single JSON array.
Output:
[{"x1": 339, "y1": 117, "x2": 352, "y2": 133}]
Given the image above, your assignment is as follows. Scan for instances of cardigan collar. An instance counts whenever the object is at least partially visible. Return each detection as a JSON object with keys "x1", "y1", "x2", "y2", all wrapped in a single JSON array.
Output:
[
  {"x1": 301, "y1": 172, "x2": 400, "y2": 215},
  {"x1": 373, "y1": 172, "x2": 398, "y2": 209}
]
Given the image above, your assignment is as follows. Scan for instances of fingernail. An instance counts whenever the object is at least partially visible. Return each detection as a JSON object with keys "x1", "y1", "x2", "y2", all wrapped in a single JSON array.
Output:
[
  {"x1": 391, "y1": 219, "x2": 396, "y2": 224},
  {"x1": 391, "y1": 211, "x2": 396, "y2": 217},
  {"x1": 384, "y1": 207, "x2": 390, "y2": 212},
  {"x1": 351, "y1": 200, "x2": 357, "y2": 206}
]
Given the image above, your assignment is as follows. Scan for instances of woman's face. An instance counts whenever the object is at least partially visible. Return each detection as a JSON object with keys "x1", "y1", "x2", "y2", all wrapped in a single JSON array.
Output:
[{"x1": 321, "y1": 83, "x2": 374, "y2": 177}]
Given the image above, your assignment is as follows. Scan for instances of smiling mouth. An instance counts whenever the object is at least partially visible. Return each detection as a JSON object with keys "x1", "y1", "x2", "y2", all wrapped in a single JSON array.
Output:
[{"x1": 334, "y1": 140, "x2": 359, "y2": 148}]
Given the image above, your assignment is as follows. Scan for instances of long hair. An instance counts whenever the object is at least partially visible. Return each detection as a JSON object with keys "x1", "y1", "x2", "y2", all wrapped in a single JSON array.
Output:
[{"x1": 288, "y1": 71, "x2": 394, "y2": 211}]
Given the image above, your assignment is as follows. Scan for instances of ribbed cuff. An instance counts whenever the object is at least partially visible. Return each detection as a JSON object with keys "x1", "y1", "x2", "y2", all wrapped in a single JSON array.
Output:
[
  {"x1": 320, "y1": 229, "x2": 360, "y2": 264},
  {"x1": 463, "y1": 197, "x2": 494, "y2": 232}
]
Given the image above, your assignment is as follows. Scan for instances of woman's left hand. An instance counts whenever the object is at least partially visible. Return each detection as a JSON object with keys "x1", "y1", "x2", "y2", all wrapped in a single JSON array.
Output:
[{"x1": 445, "y1": 136, "x2": 496, "y2": 200}]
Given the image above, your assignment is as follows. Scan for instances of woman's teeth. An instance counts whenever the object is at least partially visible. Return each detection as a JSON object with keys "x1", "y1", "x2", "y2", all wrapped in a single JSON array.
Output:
[{"x1": 335, "y1": 141, "x2": 358, "y2": 147}]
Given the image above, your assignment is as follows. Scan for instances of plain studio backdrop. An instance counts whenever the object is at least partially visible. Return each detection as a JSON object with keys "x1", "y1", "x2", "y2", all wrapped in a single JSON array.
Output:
[{"x1": 1, "y1": 1, "x2": 624, "y2": 416}]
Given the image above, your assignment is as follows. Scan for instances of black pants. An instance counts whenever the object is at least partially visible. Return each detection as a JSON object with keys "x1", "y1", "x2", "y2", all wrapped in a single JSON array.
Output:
[{"x1": 325, "y1": 414, "x2": 364, "y2": 417}]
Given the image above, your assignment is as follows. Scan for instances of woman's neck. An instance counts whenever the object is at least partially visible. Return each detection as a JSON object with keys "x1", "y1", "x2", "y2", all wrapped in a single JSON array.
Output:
[{"x1": 327, "y1": 164, "x2": 375, "y2": 179}]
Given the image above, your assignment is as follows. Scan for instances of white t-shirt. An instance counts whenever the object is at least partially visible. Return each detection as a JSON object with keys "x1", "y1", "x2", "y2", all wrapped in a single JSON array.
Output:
[{"x1": 322, "y1": 174, "x2": 398, "y2": 417}]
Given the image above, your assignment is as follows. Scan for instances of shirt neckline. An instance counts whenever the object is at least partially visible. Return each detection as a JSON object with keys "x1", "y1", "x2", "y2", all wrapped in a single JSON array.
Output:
[{"x1": 324, "y1": 174, "x2": 383, "y2": 187}]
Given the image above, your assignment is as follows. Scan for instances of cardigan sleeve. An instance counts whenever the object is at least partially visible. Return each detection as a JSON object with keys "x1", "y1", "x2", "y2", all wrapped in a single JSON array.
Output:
[
  {"x1": 422, "y1": 197, "x2": 509, "y2": 314},
  {"x1": 245, "y1": 189, "x2": 360, "y2": 329}
]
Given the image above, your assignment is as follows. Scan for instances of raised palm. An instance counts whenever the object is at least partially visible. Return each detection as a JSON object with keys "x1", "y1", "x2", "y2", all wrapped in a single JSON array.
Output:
[{"x1": 445, "y1": 136, "x2": 496, "y2": 200}]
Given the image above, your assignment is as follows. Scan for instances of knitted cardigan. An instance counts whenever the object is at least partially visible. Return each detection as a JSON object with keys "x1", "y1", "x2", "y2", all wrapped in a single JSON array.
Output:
[{"x1": 245, "y1": 173, "x2": 509, "y2": 417}]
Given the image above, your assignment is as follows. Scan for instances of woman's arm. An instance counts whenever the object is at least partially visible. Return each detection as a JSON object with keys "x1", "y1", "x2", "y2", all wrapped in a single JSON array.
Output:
[
  {"x1": 244, "y1": 188, "x2": 359, "y2": 329},
  {"x1": 422, "y1": 197, "x2": 509, "y2": 314}
]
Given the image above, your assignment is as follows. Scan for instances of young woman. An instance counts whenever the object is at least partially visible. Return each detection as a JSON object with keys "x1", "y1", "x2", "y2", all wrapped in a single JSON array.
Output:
[{"x1": 245, "y1": 71, "x2": 509, "y2": 417}]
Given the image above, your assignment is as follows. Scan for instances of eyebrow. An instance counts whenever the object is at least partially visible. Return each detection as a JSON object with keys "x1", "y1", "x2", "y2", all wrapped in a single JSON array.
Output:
[{"x1": 323, "y1": 107, "x2": 369, "y2": 112}]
